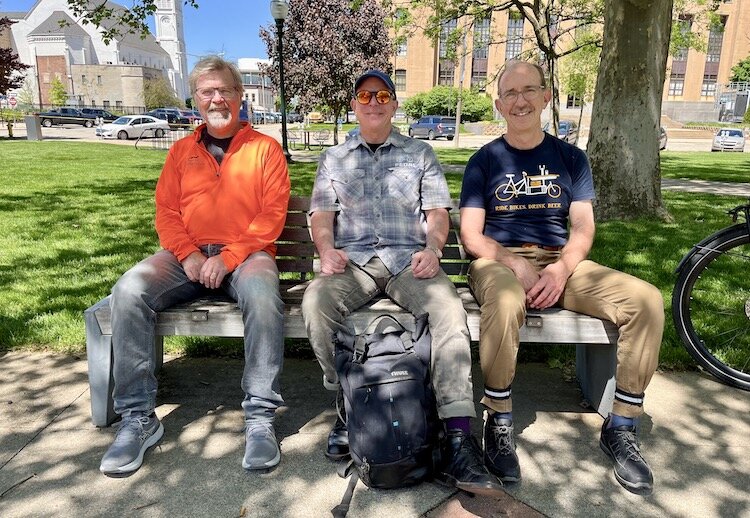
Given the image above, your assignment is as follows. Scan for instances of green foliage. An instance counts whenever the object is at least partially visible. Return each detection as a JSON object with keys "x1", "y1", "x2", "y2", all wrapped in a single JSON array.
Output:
[
  {"x1": 729, "y1": 55, "x2": 750, "y2": 83},
  {"x1": 48, "y1": 77, "x2": 68, "y2": 106},
  {"x1": 259, "y1": 0, "x2": 393, "y2": 143},
  {"x1": 744, "y1": 108, "x2": 750, "y2": 125},
  {"x1": 0, "y1": 18, "x2": 31, "y2": 95},
  {"x1": 401, "y1": 86, "x2": 493, "y2": 121},
  {"x1": 559, "y1": 32, "x2": 600, "y2": 105},
  {"x1": 143, "y1": 76, "x2": 182, "y2": 110},
  {"x1": 65, "y1": 0, "x2": 199, "y2": 44}
]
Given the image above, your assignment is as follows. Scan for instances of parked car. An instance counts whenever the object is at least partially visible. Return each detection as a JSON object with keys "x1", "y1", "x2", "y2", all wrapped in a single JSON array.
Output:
[
  {"x1": 659, "y1": 126, "x2": 668, "y2": 150},
  {"x1": 543, "y1": 120, "x2": 579, "y2": 145},
  {"x1": 307, "y1": 111, "x2": 325, "y2": 123},
  {"x1": 96, "y1": 115, "x2": 170, "y2": 140},
  {"x1": 711, "y1": 128, "x2": 745, "y2": 152},
  {"x1": 287, "y1": 112, "x2": 303, "y2": 123},
  {"x1": 37, "y1": 107, "x2": 96, "y2": 128},
  {"x1": 80, "y1": 108, "x2": 119, "y2": 123},
  {"x1": 176, "y1": 109, "x2": 201, "y2": 125},
  {"x1": 408, "y1": 116, "x2": 456, "y2": 140},
  {"x1": 145, "y1": 108, "x2": 191, "y2": 128}
]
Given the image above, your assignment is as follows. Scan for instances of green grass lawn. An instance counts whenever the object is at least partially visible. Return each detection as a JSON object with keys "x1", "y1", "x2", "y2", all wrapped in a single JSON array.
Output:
[{"x1": 1, "y1": 141, "x2": 748, "y2": 373}]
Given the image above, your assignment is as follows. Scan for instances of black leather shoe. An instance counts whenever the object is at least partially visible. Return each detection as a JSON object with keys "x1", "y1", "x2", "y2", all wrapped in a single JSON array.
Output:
[
  {"x1": 436, "y1": 430, "x2": 504, "y2": 496},
  {"x1": 600, "y1": 417, "x2": 653, "y2": 495},
  {"x1": 484, "y1": 413, "x2": 521, "y2": 483},
  {"x1": 326, "y1": 390, "x2": 349, "y2": 460}
]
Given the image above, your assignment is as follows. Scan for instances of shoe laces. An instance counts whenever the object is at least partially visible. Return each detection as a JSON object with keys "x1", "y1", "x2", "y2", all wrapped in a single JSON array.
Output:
[
  {"x1": 454, "y1": 434, "x2": 487, "y2": 472},
  {"x1": 611, "y1": 428, "x2": 645, "y2": 462},
  {"x1": 114, "y1": 416, "x2": 152, "y2": 444},
  {"x1": 491, "y1": 424, "x2": 515, "y2": 456}
]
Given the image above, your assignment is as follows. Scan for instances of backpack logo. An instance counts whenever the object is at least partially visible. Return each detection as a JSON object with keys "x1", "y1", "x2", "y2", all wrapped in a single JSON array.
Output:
[{"x1": 390, "y1": 370, "x2": 409, "y2": 377}]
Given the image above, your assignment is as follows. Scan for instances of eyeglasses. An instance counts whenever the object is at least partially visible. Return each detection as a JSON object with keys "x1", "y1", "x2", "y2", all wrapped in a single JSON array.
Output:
[
  {"x1": 498, "y1": 85, "x2": 545, "y2": 104},
  {"x1": 194, "y1": 87, "x2": 239, "y2": 100},
  {"x1": 354, "y1": 90, "x2": 394, "y2": 105}
]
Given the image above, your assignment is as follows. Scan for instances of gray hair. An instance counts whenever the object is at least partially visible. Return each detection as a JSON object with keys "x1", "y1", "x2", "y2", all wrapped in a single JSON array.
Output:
[
  {"x1": 497, "y1": 60, "x2": 547, "y2": 94},
  {"x1": 188, "y1": 55, "x2": 243, "y2": 95}
]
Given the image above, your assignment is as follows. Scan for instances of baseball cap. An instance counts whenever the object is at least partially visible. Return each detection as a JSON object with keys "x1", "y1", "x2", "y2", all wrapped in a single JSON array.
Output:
[{"x1": 354, "y1": 70, "x2": 396, "y2": 94}]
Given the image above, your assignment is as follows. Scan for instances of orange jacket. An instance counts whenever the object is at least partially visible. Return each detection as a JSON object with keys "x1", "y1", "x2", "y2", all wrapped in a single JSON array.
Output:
[{"x1": 155, "y1": 123, "x2": 290, "y2": 271}]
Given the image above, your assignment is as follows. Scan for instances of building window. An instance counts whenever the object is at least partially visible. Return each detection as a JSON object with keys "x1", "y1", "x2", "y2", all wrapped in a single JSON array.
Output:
[
  {"x1": 473, "y1": 15, "x2": 490, "y2": 60},
  {"x1": 706, "y1": 17, "x2": 726, "y2": 63},
  {"x1": 701, "y1": 79, "x2": 717, "y2": 98},
  {"x1": 97, "y1": 75, "x2": 102, "y2": 85},
  {"x1": 439, "y1": 19, "x2": 457, "y2": 59},
  {"x1": 394, "y1": 69, "x2": 406, "y2": 91},
  {"x1": 668, "y1": 78, "x2": 684, "y2": 97},
  {"x1": 116, "y1": 100, "x2": 123, "y2": 108},
  {"x1": 81, "y1": 75, "x2": 87, "y2": 84},
  {"x1": 673, "y1": 15, "x2": 692, "y2": 62},
  {"x1": 505, "y1": 12, "x2": 524, "y2": 60},
  {"x1": 103, "y1": 100, "x2": 110, "y2": 108},
  {"x1": 42, "y1": 72, "x2": 50, "y2": 84},
  {"x1": 251, "y1": 93, "x2": 256, "y2": 102},
  {"x1": 397, "y1": 41, "x2": 407, "y2": 56},
  {"x1": 471, "y1": 70, "x2": 487, "y2": 91},
  {"x1": 566, "y1": 94, "x2": 582, "y2": 108},
  {"x1": 438, "y1": 61, "x2": 454, "y2": 86}
]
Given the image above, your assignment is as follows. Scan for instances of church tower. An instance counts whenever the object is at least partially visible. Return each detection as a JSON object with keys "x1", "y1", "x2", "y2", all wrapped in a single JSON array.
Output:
[{"x1": 154, "y1": 0, "x2": 189, "y2": 101}]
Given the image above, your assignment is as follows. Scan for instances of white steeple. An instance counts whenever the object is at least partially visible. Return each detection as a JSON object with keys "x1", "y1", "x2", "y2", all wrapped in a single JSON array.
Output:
[{"x1": 154, "y1": 0, "x2": 189, "y2": 101}]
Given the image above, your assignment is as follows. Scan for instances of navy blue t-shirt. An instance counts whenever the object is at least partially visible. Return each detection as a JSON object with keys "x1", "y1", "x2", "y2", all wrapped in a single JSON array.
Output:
[{"x1": 460, "y1": 134, "x2": 595, "y2": 247}]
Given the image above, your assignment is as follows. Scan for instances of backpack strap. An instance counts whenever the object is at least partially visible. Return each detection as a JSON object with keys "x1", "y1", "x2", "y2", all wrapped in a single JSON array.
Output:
[
  {"x1": 352, "y1": 335, "x2": 366, "y2": 364},
  {"x1": 331, "y1": 460, "x2": 359, "y2": 518}
]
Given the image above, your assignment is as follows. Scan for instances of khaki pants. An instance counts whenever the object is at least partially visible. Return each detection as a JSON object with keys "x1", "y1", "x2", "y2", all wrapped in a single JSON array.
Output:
[{"x1": 468, "y1": 249, "x2": 664, "y2": 418}]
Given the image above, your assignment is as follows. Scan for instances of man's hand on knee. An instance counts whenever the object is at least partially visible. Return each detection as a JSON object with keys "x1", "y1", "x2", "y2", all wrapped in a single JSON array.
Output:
[
  {"x1": 181, "y1": 251, "x2": 207, "y2": 282},
  {"x1": 199, "y1": 255, "x2": 229, "y2": 288}
]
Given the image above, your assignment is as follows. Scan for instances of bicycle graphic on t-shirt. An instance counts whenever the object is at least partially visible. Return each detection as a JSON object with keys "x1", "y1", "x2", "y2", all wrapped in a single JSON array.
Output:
[{"x1": 494, "y1": 165, "x2": 561, "y2": 202}]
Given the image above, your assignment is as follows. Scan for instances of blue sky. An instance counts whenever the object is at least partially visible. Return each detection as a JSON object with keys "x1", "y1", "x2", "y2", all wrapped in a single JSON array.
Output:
[{"x1": 2, "y1": 0, "x2": 274, "y2": 69}]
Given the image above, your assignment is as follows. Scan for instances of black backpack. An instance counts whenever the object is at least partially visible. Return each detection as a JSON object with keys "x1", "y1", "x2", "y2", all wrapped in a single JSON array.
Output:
[{"x1": 331, "y1": 314, "x2": 441, "y2": 516}]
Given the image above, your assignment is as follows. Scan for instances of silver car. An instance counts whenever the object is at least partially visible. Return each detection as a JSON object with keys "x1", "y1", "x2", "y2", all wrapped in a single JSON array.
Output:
[
  {"x1": 711, "y1": 128, "x2": 745, "y2": 152},
  {"x1": 96, "y1": 115, "x2": 171, "y2": 140}
]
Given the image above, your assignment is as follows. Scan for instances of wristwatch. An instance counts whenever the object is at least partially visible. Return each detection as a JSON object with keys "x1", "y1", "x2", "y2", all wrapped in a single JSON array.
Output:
[{"x1": 426, "y1": 245, "x2": 443, "y2": 259}]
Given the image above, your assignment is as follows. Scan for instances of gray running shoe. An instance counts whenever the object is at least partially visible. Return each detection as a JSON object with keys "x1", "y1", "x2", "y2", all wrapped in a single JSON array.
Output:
[
  {"x1": 242, "y1": 423, "x2": 280, "y2": 470},
  {"x1": 100, "y1": 414, "x2": 164, "y2": 477}
]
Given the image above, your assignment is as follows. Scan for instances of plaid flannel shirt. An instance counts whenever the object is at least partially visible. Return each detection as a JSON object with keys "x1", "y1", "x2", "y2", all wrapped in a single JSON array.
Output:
[{"x1": 310, "y1": 129, "x2": 452, "y2": 274}]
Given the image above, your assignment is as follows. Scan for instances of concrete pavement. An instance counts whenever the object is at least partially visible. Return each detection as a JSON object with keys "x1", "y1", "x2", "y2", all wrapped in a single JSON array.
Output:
[{"x1": 1, "y1": 351, "x2": 749, "y2": 517}]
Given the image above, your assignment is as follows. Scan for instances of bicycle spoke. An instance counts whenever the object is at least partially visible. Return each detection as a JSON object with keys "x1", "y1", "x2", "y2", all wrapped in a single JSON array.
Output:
[{"x1": 688, "y1": 242, "x2": 750, "y2": 378}]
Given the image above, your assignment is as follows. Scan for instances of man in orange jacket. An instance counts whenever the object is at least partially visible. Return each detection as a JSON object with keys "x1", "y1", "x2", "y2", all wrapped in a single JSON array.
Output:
[{"x1": 99, "y1": 56, "x2": 290, "y2": 477}]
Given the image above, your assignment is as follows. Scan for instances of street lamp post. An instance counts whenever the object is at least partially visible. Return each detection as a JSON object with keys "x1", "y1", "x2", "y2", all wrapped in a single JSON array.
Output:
[{"x1": 270, "y1": 0, "x2": 291, "y2": 162}]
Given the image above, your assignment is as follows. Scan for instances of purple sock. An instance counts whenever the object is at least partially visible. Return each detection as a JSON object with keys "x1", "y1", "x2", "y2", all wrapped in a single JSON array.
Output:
[{"x1": 444, "y1": 417, "x2": 471, "y2": 435}]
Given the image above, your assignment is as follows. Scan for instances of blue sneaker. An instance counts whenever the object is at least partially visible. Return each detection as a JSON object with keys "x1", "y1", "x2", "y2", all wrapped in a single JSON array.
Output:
[
  {"x1": 242, "y1": 423, "x2": 280, "y2": 470},
  {"x1": 100, "y1": 414, "x2": 164, "y2": 477}
]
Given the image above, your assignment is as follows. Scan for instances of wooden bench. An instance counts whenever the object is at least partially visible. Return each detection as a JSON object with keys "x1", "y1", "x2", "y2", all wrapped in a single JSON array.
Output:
[{"x1": 85, "y1": 196, "x2": 618, "y2": 427}]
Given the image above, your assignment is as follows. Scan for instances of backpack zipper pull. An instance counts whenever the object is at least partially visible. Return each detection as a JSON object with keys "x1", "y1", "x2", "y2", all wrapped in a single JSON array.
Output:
[{"x1": 364, "y1": 387, "x2": 371, "y2": 403}]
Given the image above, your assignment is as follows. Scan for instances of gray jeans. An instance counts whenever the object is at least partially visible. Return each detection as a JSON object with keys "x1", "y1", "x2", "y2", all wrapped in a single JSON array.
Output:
[
  {"x1": 110, "y1": 248, "x2": 284, "y2": 424},
  {"x1": 301, "y1": 257, "x2": 476, "y2": 419}
]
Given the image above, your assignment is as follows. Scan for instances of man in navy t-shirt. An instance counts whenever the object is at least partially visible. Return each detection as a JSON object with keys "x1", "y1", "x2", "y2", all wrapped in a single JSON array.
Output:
[{"x1": 459, "y1": 60, "x2": 664, "y2": 496}]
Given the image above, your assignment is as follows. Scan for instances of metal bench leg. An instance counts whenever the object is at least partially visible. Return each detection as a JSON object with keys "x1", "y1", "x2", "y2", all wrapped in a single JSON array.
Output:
[
  {"x1": 85, "y1": 300, "x2": 117, "y2": 427},
  {"x1": 576, "y1": 344, "x2": 616, "y2": 418},
  {"x1": 154, "y1": 336, "x2": 164, "y2": 373}
]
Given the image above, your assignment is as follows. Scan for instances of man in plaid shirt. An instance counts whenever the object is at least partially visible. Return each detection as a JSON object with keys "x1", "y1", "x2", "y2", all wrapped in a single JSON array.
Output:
[{"x1": 301, "y1": 70, "x2": 502, "y2": 495}]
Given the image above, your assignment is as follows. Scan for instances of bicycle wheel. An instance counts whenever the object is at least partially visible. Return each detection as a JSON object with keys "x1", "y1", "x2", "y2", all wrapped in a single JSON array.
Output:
[
  {"x1": 494, "y1": 182, "x2": 515, "y2": 202},
  {"x1": 672, "y1": 224, "x2": 750, "y2": 390}
]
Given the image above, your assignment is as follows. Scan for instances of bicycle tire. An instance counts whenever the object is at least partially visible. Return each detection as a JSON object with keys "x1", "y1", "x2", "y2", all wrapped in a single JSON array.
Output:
[
  {"x1": 494, "y1": 182, "x2": 515, "y2": 202},
  {"x1": 672, "y1": 224, "x2": 750, "y2": 390}
]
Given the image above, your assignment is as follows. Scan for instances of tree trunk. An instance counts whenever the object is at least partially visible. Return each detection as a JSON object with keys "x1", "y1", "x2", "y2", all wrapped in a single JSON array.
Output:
[{"x1": 587, "y1": 0, "x2": 672, "y2": 220}]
